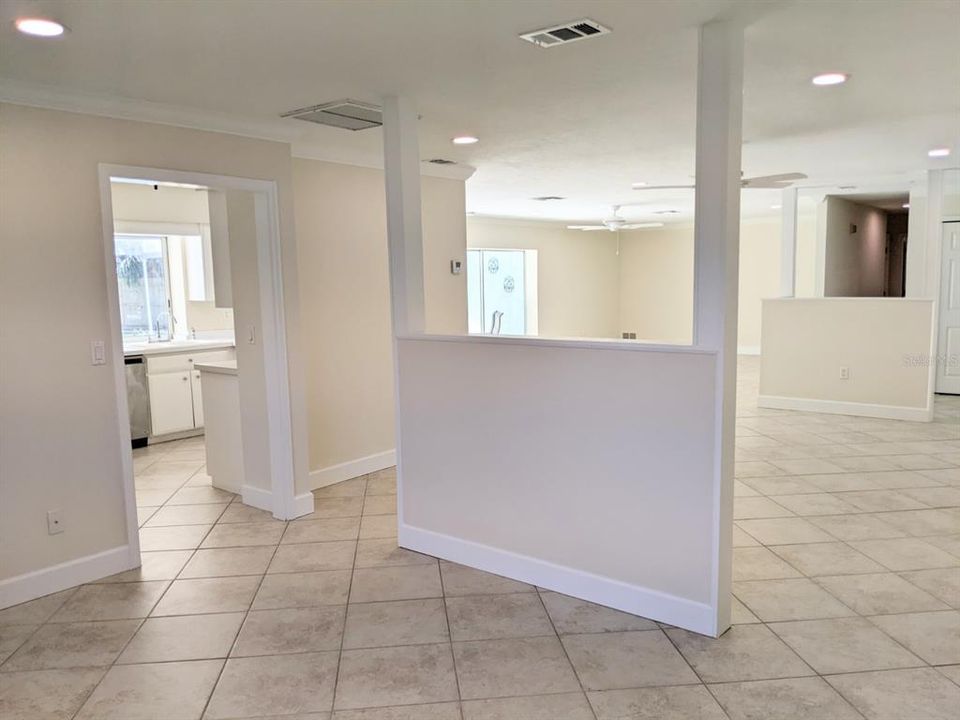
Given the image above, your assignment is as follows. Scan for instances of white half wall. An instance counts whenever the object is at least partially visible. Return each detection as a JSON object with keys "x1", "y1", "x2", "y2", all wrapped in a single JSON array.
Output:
[
  {"x1": 759, "y1": 298, "x2": 936, "y2": 421},
  {"x1": 396, "y1": 336, "x2": 722, "y2": 634}
]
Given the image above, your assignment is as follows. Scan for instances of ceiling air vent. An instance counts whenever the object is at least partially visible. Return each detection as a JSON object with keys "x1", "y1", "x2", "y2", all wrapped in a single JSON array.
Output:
[
  {"x1": 281, "y1": 100, "x2": 382, "y2": 131},
  {"x1": 426, "y1": 158, "x2": 457, "y2": 165},
  {"x1": 519, "y1": 19, "x2": 611, "y2": 48},
  {"x1": 533, "y1": 195, "x2": 566, "y2": 201}
]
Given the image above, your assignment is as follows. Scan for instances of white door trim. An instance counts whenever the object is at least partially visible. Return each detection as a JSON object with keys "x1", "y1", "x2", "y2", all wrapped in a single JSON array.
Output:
[{"x1": 98, "y1": 164, "x2": 303, "y2": 570}]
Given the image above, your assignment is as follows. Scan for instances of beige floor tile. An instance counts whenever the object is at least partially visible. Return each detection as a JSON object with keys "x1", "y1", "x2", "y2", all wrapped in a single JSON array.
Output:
[
  {"x1": 730, "y1": 596, "x2": 760, "y2": 624},
  {"x1": 768, "y1": 493, "x2": 858, "y2": 516},
  {"x1": 136, "y1": 488, "x2": 177, "y2": 507},
  {"x1": 803, "y1": 472, "x2": 881, "y2": 492},
  {"x1": 179, "y1": 546, "x2": 275, "y2": 578},
  {"x1": 666, "y1": 624, "x2": 812, "y2": 682},
  {"x1": 137, "y1": 506, "x2": 159, "y2": 526},
  {"x1": 936, "y1": 663, "x2": 960, "y2": 685},
  {"x1": 51, "y1": 582, "x2": 169, "y2": 622},
  {"x1": 335, "y1": 644, "x2": 458, "y2": 709},
  {"x1": 733, "y1": 480, "x2": 761, "y2": 497},
  {"x1": 151, "y1": 576, "x2": 260, "y2": 616},
  {"x1": 539, "y1": 591, "x2": 657, "y2": 634},
  {"x1": 75, "y1": 659, "x2": 223, "y2": 720},
  {"x1": 138, "y1": 524, "x2": 211, "y2": 551},
  {"x1": 313, "y1": 476, "x2": 366, "y2": 499},
  {"x1": 333, "y1": 705, "x2": 455, "y2": 720},
  {"x1": 869, "y1": 610, "x2": 960, "y2": 665},
  {"x1": 0, "y1": 590, "x2": 76, "y2": 626},
  {"x1": 732, "y1": 547, "x2": 802, "y2": 581},
  {"x1": 900, "y1": 486, "x2": 960, "y2": 506},
  {"x1": 446, "y1": 593, "x2": 553, "y2": 641},
  {"x1": 97, "y1": 550, "x2": 193, "y2": 583},
  {"x1": 709, "y1": 676, "x2": 862, "y2": 720},
  {"x1": 304, "y1": 496, "x2": 365, "y2": 519},
  {"x1": 217, "y1": 503, "x2": 277, "y2": 524},
  {"x1": 0, "y1": 625, "x2": 38, "y2": 664},
  {"x1": 439, "y1": 561, "x2": 535, "y2": 596},
  {"x1": 365, "y1": 472, "x2": 397, "y2": 495},
  {"x1": 359, "y1": 514, "x2": 398, "y2": 539},
  {"x1": 770, "y1": 542, "x2": 885, "y2": 576},
  {"x1": 807, "y1": 514, "x2": 906, "y2": 541},
  {"x1": 733, "y1": 496, "x2": 793, "y2": 519},
  {"x1": 454, "y1": 636, "x2": 580, "y2": 699},
  {"x1": 463, "y1": 692, "x2": 594, "y2": 720},
  {"x1": 201, "y1": 521, "x2": 286, "y2": 548},
  {"x1": 733, "y1": 578, "x2": 855, "y2": 621},
  {"x1": 840, "y1": 490, "x2": 928, "y2": 513},
  {"x1": 206, "y1": 652, "x2": 338, "y2": 718},
  {"x1": 878, "y1": 508, "x2": 960, "y2": 536},
  {"x1": 826, "y1": 667, "x2": 960, "y2": 720},
  {"x1": 354, "y1": 539, "x2": 436, "y2": 568},
  {"x1": 253, "y1": 570, "x2": 352, "y2": 610},
  {"x1": 0, "y1": 667, "x2": 105, "y2": 720},
  {"x1": 167, "y1": 485, "x2": 236, "y2": 505},
  {"x1": 281, "y1": 517, "x2": 360, "y2": 544},
  {"x1": 900, "y1": 567, "x2": 960, "y2": 608},
  {"x1": 924, "y1": 533, "x2": 960, "y2": 558},
  {"x1": 232, "y1": 606, "x2": 345, "y2": 657},
  {"x1": 343, "y1": 599, "x2": 449, "y2": 649},
  {"x1": 731, "y1": 526, "x2": 760, "y2": 547},
  {"x1": 268, "y1": 541, "x2": 357, "y2": 573},
  {"x1": 118, "y1": 612, "x2": 244, "y2": 664},
  {"x1": 144, "y1": 503, "x2": 228, "y2": 527},
  {"x1": 817, "y1": 572, "x2": 949, "y2": 615},
  {"x1": 4, "y1": 620, "x2": 137, "y2": 674},
  {"x1": 350, "y1": 564, "x2": 442, "y2": 603},
  {"x1": 362, "y1": 494, "x2": 397, "y2": 516},
  {"x1": 736, "y1": 518, "x2": 836, "y2": 545},
  {"x1": 850, "y1": 537, "x2": 960, "y2": 571},
  {"x1": 587, "y1": 685, "x2": 727, "y2": 720},
  {"x1": 739, "y1": 476, "x2": 818, "y2": 495},
  {"x1": 561, "y1": 630, "x2": 697, "y2": 690},
  {"x1": 770, "y1": 617, "x2": 923, "y2": 674},
  {"x1": 768, "y1": 458, "x2": 847, "y2": 475}
]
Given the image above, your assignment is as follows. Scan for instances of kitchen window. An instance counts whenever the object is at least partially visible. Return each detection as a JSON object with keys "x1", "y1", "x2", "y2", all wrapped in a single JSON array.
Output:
[{"x1": 115, "y1": 234, "x2": 173, "y2": 341}]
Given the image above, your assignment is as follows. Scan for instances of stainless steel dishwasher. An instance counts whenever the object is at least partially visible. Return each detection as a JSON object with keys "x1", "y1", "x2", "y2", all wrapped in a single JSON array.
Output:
[{"x1": 125, "y1": 355, "x2": 151, "y2": 448}]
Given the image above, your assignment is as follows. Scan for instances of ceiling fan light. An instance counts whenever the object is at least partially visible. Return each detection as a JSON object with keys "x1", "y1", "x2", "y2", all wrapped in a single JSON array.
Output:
[
  {"x1": 811, "y1": 72, "x2": 849, "y2": 86},
  {"x1": 928, "y1": 147, "x2": 951, "y2": 158},
  {"x1": 15, "y1": 17, "x2": 66, "y2": 37}
]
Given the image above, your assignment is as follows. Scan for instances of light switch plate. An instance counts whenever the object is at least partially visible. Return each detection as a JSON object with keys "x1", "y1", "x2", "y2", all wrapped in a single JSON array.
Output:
[
  {"x1": 90, "y1": 340, "x2": 106, "y2": 366},
  {"x1": 47, "y1": 509, "x2": 64, "y2": 535}
]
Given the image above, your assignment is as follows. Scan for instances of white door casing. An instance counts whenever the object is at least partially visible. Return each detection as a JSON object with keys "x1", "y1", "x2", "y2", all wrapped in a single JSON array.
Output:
[{"x1": 937, "y1": 221, "x2": 960, "y2": 394}]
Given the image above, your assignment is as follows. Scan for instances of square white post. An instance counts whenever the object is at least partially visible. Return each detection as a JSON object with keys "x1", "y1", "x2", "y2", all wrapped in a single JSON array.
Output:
[
  {"x1": 692, "y1": 20, "x2": 744, "y2": 636},
  {"x1": 780, "y1": 186, "x2": 799, "y2": 297},
  {"x1": 383, "y1": 96, "x2": 426, "y2": 335}
]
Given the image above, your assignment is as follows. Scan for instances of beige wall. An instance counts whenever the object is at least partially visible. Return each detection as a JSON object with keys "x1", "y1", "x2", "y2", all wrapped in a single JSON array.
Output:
[
  {"x1": 293, "y1": 159, "x2": 467, "y2": 475},
  {"x1": 822, "y1": 196, "x2": 888, "y2": 297},
  {"x1": 466, "y1": 218, "x2": 620, "y2": 339},
  {"x1": 0, "y1": 103, "x2": 308, "y2": 586},
  {"x1": 760, "y1": 298, "x2": 934, "y2": 416}
]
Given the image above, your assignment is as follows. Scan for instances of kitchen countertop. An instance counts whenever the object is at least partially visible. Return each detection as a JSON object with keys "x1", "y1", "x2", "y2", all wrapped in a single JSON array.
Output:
[
  {"x1": 195, "y1": 360, "x2": 238, "y2": 376},
  {"x1": 123, "y1": 338, "x2": 236, "y2": 357}
]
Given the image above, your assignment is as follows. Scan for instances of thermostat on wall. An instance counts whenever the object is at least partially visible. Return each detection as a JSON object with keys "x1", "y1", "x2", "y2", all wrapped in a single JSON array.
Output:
[{"x1": 450, "y1": 260, "x2": 462, "y2": 275}]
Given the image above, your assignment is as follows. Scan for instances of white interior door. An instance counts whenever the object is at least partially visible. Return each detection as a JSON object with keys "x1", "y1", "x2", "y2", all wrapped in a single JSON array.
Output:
[{"x1": 937, "y1": 221, "x2": 960, "y2": 394}]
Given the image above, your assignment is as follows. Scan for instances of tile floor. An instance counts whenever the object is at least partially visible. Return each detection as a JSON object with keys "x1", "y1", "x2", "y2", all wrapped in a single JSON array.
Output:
[{"x1": 1, "y1": 356, "x2": 959, "y2": 719}]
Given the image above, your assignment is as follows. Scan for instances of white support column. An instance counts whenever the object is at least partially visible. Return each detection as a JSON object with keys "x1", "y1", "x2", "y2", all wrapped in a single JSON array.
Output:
[
  {"x1": 383, "y1": 96, "x2": 426, "y2": 335},
  {"x1": 692, "y1": 20, "x2": 744, "y2": 636},
  {"x1": 780, "y1": 187, "x2": 798, "y2": 297}
]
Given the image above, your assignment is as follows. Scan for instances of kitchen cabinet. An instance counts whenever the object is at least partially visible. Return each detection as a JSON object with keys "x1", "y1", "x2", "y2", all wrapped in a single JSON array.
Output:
[
  {"x1": 147, "y1": 371, "x2": 195, "y2": 435},
  {"x1": 144, "y1": 347, "x2": 234, "y2": 437}
]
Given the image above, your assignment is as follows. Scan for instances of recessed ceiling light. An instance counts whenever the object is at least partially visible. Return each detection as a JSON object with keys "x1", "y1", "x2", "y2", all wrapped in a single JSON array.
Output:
[
  {"x1": 632, "y1": 182, "x2": 648, "y2": 188},
  {"x1": 902, "y1": 203, "x2": 910, "y2": 209},
  {"x1": 928, "y1": 147, "x2": 951, "y2": 158},
  {"x1": 14, "y1": 17, "x2": 66, "y2": 37},
  {"x1": 452, "y1": 135, "x2": 479, "y2": 145},
  {"x1": 811, "y1": 72, "x2": 848, "y2": 86},
  {"x1": 771, "y1": 204, "x2": 782, "y2": 210}
]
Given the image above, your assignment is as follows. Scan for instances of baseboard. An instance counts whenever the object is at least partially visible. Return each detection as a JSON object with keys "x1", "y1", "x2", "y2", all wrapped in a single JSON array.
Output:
[
  {"x1": 309, "y1": 449, "x2": 396, "y2": 490},
  {"x1": 399, "y1": 524, "x2": 718, "y2": 636},
  {"x1": 0, "y1": 545, "x2": 133, "y2": 610},
  {"x1": 240, "y1": 485, "x2": 314, "y2": 520},
  {"x1": 737, "y1": 345, "x2": 761, "y2": 356},
  {"x1": 758, "y1": 394, "x2": 932, "y2": 422}
]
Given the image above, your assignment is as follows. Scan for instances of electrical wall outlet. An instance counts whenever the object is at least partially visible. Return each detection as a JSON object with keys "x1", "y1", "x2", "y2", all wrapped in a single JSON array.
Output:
[
  {"x1": 47, "y1": 509, "x2": 64, "y2": 535},
  {"x1": 840, "y1": 366, "x2": 850, "y2": 380}
]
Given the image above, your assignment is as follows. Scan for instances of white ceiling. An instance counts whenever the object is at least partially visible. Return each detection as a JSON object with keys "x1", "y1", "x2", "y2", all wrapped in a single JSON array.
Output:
[{"x1": 1, "y1": 0, "x2": 958, "y2": 225}]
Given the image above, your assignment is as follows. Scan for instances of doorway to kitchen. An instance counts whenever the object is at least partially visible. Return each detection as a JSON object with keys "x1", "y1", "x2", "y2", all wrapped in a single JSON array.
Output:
[{"x1": 99, "y1": 164, "x2": 308, "y2": 570}]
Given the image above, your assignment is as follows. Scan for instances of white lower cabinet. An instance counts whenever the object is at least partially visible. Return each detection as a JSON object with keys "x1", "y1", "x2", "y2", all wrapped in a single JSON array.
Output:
[{"x1": 147, "y1": 371, "x2": 195, "y2": 435}]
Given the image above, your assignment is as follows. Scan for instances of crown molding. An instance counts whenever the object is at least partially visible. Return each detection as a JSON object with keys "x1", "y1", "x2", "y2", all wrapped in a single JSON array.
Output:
[{"x1": 0, "y1": 78, "x2": 475, "y2": 180}]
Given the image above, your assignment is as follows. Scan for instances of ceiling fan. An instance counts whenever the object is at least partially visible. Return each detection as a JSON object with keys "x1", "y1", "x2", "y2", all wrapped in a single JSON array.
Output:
[
  {"x1": 567, "y1": 205, "x2": 665, "y2": 232},
  {"x1": 632, "y1": 172, "x2": 808, "y2": 191}
]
